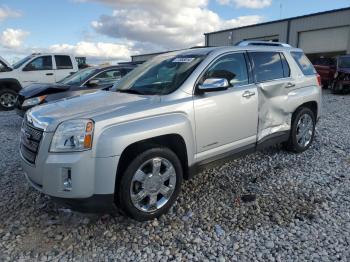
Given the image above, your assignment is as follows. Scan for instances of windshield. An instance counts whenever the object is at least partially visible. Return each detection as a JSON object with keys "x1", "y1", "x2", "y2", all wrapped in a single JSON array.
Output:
[
  {"x1": 339, "y1": 57, "x2": 350, "y2": 68},
  {"x1": 114, "y1": 54, "x2": 206, "y2": 95},
  {"x1": 59, "y1": 67, "x2": 98, "y2": 86},
  {"x1": 12, "y1": 55, "x2": 33, "y2": 69}
]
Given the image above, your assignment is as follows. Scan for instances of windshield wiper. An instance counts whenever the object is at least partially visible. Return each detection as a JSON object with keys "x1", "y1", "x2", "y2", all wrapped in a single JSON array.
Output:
[{"x1": 117, "y1": 89, "x2": 146, "y2": 95}]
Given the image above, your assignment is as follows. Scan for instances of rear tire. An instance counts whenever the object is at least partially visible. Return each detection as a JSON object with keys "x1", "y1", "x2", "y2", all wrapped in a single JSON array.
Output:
[
  {"x1": 117, "y1": 147, "x2": 183, "y2": 221},
  {"x1": 285, "y1": 107, "x2": 316, "y2": 153},
  {"x1": 0, "y1": 88, "x2": 17, "y2": 111}
]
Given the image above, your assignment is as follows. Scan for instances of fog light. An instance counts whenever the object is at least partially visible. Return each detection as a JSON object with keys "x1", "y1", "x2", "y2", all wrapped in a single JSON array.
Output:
[{"x1": 62, "y1": 168, "x2": 72, "y2": 191}]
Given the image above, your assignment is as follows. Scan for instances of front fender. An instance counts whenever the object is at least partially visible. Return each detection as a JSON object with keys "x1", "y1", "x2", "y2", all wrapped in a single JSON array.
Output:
[{"x1": 93, "y1": 113, "x2": 196, "y2": 165}]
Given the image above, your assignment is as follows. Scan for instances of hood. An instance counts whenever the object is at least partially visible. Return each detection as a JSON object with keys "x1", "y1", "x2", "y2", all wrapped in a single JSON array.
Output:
[
  {"x1": 19, "y1": 83, "x2": 71, "y2": 98},
  {"x1": 0, "y1": 56, "x2": 12, "y2": 69},
  {"x1": 27, "y1": 91, "x2": 161, "y2": 132}
]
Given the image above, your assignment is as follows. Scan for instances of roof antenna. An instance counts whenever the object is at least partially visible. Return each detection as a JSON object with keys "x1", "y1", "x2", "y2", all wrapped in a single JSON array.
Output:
[{"x1": 279, "y1": 2, "x2": 283, "y2": 19}]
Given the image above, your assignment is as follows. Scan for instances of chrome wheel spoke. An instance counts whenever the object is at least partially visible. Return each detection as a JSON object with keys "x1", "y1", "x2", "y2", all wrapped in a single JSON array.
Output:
[
  {"x1": 133, "y1": 169, "x2": 147, "y2": 183},
  {"x1": 152, "y1": 158, "x2": 161, "y2": 175},
  {"x1": 131, "y1": 190, "x2": 147, "y2": 202},
  {"x1": 159, "y1": 185, "x2": 172, "y2": 198},
  {"x1": 161, "y1": 166, "x2": 175, "y2": 182},
  {"x1": 148, "y1": 194, "x2": 158, "y2": 209}
]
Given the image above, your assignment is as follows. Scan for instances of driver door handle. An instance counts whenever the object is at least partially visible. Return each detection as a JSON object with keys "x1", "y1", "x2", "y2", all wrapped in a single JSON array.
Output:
[
  {"x1": 242, "y1": 90, "x2": 255, "y2": 98},
  {"x1": 46, "y1": 73, "x2": 54, "y2": 76}
]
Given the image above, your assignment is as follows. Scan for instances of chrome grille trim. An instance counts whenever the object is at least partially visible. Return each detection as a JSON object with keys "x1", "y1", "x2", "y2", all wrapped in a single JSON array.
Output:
[{"x1": 20, "y1": 117, "x2": 44, "y2": 164}]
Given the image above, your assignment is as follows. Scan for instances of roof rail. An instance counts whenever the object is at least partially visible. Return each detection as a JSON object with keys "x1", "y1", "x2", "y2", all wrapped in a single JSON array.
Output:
[{"x1": 235, "y1": 40, "x2": 292, "y2": 48}]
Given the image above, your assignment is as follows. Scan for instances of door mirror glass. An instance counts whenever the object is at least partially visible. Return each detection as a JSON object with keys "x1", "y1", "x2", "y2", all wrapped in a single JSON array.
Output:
[{"x1": 198, "y1": 78, "x2": 229, "y2": 92}]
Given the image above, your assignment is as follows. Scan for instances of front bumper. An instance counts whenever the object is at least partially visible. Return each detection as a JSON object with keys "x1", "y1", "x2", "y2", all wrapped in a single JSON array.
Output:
[{"x1": 21, "y1": 144, "x2": 120, "y2": 202}]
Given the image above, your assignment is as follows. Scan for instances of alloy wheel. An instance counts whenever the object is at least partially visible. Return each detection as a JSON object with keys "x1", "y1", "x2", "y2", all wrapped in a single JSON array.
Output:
[
  {"x1": 296, "y1": 113, "x2": 314, "y2": 147},
  {"x1": 130, "y1": 157, "x2": 177, "y2": 213},
  {"x1": 0, "y1": 92, "x2": 16, "y2": 109}
]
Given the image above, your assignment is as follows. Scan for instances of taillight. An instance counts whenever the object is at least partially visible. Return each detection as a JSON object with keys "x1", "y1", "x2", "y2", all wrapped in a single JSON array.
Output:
[{"x1": 316, "y1": 74, "x2": 321, "y2": 87}]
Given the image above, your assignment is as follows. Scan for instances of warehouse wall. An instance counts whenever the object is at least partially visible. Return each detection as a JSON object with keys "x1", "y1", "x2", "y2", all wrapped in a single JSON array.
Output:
[{"x1": 205, "y1": 8, "x2": 350, "y2": 55}]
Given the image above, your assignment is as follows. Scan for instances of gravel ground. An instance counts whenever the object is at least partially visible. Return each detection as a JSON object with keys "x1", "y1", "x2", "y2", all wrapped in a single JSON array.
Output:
[{"x1": 0, "y1": 90, "x2": 349, "y2": 261}]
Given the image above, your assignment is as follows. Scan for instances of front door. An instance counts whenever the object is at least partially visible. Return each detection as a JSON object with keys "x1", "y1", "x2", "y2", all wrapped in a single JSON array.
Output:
[
  {"x1": 20, "y1": 55, "x2": 55, "y2": 86},
  {"x1": 193, "y1": 52, "x2": 258, "y2": 161}
]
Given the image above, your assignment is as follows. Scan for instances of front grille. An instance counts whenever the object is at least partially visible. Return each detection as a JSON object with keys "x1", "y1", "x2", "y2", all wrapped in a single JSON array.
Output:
[{"x1": 20, "y1": 118, "x2": 44, "y2": 164}]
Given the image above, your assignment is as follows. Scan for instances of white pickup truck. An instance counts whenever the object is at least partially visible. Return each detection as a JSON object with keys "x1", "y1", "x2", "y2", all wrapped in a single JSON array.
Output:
[{"x1": 0, "y1": 53, "x2": 79, "y2": 110}]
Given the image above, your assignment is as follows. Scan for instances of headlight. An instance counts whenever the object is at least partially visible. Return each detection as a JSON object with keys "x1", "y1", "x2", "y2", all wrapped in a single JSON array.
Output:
[
  {"x1": 50, "y1": 119, "x2": 94, "y2": 152},
  {"x1": 22, "y1": 95, "x2": 47, "y2": 107}
]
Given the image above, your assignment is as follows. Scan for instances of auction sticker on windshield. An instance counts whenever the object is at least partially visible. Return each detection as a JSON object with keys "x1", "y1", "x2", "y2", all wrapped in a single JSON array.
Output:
[{"x1": 172, "y1": 58, "x2": 195, "y2": 63}]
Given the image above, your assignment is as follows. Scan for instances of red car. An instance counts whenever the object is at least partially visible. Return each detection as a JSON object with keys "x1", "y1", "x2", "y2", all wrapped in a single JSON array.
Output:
[{"x1": 313, "y1": 57, "x2": 336, "y2": 88}]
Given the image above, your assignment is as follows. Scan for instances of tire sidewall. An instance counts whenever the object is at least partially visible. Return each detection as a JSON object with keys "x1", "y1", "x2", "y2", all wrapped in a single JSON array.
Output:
[
  {"x1": 118, "y1": 147, "x2": 183, "y2": 221},
  {"x1": 0, "y1": 88, "x2": 17, "y2": 111},
  {"x1": 290, "y1": 108, "x2": 316, "y2": 153}
]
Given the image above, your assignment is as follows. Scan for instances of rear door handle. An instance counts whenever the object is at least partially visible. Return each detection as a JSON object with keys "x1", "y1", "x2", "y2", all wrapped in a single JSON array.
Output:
[
  {"x1": 46, "y1": 73, "x2": 54, "y2": 76},
  {"x1": 286, "y1": 82, "x2": 295, "y2": 88},
  {"x1": 242, "y1": 91, "x2": 255, "y2": 98}
]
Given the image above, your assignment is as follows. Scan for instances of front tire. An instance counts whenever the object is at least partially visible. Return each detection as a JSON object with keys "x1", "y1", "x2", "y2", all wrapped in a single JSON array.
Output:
[
  {"x1": 117, "y1": 147, "x2": 183, "y2": 221},
  {"x1": 285, "y1": 107, "x2": 316, "y2": 153},
  {"x1": 0, "y1": 88, "x2": 17, "y2": 110}
]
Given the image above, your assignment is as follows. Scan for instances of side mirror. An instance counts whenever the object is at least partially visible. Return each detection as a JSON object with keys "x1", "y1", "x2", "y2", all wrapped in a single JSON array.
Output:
[
  {"x1": 87, "y1": 79, "x2": 99, "y2": 86},
  {"x1": 198, "y1": 78, "x2": 230, "y2": 93}
]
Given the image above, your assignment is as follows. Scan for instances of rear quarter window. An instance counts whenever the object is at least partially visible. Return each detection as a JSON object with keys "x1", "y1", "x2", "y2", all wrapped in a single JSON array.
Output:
[{"x1": 291, "y1": 52, "x2": 316, "y2": 76}]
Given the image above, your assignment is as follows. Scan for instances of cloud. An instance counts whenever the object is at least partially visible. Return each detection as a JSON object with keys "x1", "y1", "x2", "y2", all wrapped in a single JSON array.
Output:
[
  {"x1": 218, "y1": 0, "x2": 272, "y2": 9},
  {"x1": 49, "y1": 41, "x2": 134, "y2": 61},
  {"x1": 0, "y1": 28, "x2": 29, "y2": 49},
  {"x1": 0, "y1": 6, "x2": 21, "y2": 22},
  {"x1": 89, "y1": 0, "x2": 264, "y2": 51}
]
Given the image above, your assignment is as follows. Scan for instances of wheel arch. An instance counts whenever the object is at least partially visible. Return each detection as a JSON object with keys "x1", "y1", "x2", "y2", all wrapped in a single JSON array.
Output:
[
  {"x1": 293, "y1": 101, "x2": 318, "y2": 121},
  {"x1": 0, "y1": 78, "x2": 22, "y2": 92}
]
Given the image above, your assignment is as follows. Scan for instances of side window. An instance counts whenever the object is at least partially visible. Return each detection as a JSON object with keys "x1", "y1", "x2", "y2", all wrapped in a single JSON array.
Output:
[
  {"x1": 204, "y1": 53, "x2": 249, "y2": 87},
  {"x1": 92, "y1": 69, "x2": 122, "y2": 85},
  {"x1": 291, "y1": 52, "x2": 316, "y2": 76},
  {"x1": 25, "y1": 56, "x2": 52, "y2": 71},
  {"x1": 55, "y1": 55, "x2": 73, "y2": 70},
  {"x1": 250, "y1": 52, "x2": 285, "y2": 82}
]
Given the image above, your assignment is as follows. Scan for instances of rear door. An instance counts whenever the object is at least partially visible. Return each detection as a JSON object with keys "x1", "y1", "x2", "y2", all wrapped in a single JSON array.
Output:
[
  {"x1": 54, "y1": 55, "x2": 76, "y2": 82},
  {"x1": 248, "y1": 51, "x2": 293, "y2": 141},
  {"x1": 20, "y1": 55, "x2": 55, "y2": 86}
]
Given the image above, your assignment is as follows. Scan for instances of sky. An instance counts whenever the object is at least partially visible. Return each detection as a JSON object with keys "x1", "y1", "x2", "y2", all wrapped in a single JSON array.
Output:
[{"x1": 0, "y1": 0, "x2": 349, "y2": 64}]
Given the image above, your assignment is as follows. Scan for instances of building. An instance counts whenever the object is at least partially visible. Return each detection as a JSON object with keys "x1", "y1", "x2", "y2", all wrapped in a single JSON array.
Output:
[
  {"x1": 205, "y1": 7, "x2": 350, "y2": 61},
  {"x1": 131, "y1": 7, "x2": 350, "y2": 63}
]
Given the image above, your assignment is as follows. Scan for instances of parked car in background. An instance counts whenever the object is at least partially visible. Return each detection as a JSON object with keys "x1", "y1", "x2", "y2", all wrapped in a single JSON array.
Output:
[
  {"x1": 331, "y1": 55, "x2": 350, "y2": 94},
  {"x1": 20, "y1": 43, "x2": 321, "y2": 221},
  {"x1": 0, "y1": 53, "x2": 78, "y2": 110},
  {"x1": 16, "y1": 65, "x2": 135, "y2": 116},
  {"x1": 313, "y1": 57, "x2": 336, "y2": 88}
]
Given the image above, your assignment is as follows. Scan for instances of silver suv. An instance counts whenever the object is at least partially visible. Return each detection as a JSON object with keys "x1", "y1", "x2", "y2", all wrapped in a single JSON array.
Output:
[{"x1": 20, "y1": 44, "x2": 322, "y2": 221}]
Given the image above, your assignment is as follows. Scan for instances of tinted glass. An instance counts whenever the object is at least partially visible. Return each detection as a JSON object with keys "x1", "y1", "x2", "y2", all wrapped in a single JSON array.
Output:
[
  {"x1": 55, "y1": 55, "x2": 73, "y2": 69},
  {"x1": 291, "y1": 52, "x2": 316, "y2": 76},
  {"x1": 92, "y1": 69, "x2": 123, "y2": 85},
  {"x1": 12, "y1": 55, "x2": 33, "y2": 69},
  {"x1": 115, "y1": 54, "x2": 206, "y2": 95},
  {"x1": 250, "y1": 52, "x2": 284, "y2": 82},
  {"x1": 59, "y1": 67, "x2": 98, "y2": 86},
  {"x1": 338, "y1": 57, "x2": 350, "y2": 68},
  {"x1": 203, "y1": 53, "x2": 248, "y2": 87},
  {"x1": 25, "y1": 56, "x2": 53, "y2": 71}
]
